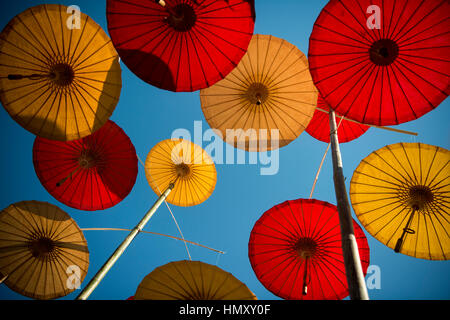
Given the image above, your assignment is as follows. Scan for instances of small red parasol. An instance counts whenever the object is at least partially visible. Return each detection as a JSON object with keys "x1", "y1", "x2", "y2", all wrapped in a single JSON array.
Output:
[
  {"x1": 33, "y1": 120, "x2": 138, "y2": 211},
  {"x1": 306, "y1": 95, "x2": 370, "y2": 143}
]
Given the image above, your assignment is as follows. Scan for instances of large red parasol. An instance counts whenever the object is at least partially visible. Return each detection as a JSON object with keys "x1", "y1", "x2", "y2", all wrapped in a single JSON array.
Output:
[
  {"x1": 306, "y1": 95, "x2": 370, "y2": 143},
  {"x1": 33, "y1": 120, "x2": 138, "y2": 211},
  {"x1": 107, "y1": 0, "x2": 255, "y2": 92},
  {"x1": 248, "y1": 199, "x2": 370, "y2": 300},
  {"x1": 309, "y1": 0, "x2": 449, "y2": 126}
]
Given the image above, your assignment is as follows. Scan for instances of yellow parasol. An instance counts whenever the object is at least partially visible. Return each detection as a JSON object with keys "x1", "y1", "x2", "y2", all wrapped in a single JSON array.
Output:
[
  {"x1": 0, "y1": 4, "x2": 121, "y2": 141},
  {"x1": 135, "y1": 260, "x2": 257, "y2": 300},
  {"x1": 0, "y1": 201, "x2": 89, "y2": 299},
  {"x1": 350, "y1": 143, "x2": 449, "y2": 260},
  {"x1": 145, "y1": 139, "x2": 217, "y2": 207},
  {"x1": 200, "y1": 34, "x2": 317, "y2": 151}
]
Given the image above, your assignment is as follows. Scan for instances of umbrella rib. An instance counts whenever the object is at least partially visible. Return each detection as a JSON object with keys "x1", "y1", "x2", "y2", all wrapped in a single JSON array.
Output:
[
  {"x1": 43, "y1": 5, "x2": 63, "y2": 60},
  {"x1": 264, "y1": 44, "x2": 297, "y2": 89},
  {"x1": 67, "y1": 15, "x2": 89, "y2": 66},
  {"x1": 195, "y1": 19, "x2": 253, "y2": 36},
  {"x1": 392, "y1": 0, "x2": 439, "y2": 44},
  {"x1": 398, "y1": 56, "x2": 448, "y2": 82},
  {"x1": 188, "y1": 26, "x2": 226, "y2": 82},
  {"x1": 386, "y1": 145, "x2": 419, "y2": 186},
  {"x1": 313, "y1": 23, "x2": 372, "y2": 48},
  {"x1": 112, "y1": 20, "x2": 168, "y2": 48},
  {"x1": 314, "y1": 58, "x2": 372, "y2": 102},
  {"x1": 29, "y1": 7, "x2": 59, "y2": 64},
  {"x1": 198, "y1": 1, "x2": 249, "y2": 16},
  {"x1": 387, "y1": 63, "x2": 418, "y2": 120},
  {"x1": 319, "y1": 7, "x2": 373, "y2": 46},
  {"x1": 336, "y1": 0, "x2": 378, "y2": 43},
  {"x1": 13, "y1": 16, "x2": 53, "y2": 66},
  {"x1": 354, "y1": 197, "x2": 407, "y2": 218},
  {"x1": 71, "y1": 40, "x2": 115, "y2": 71},
  {"x1": 426, "y1": 161, "x2": 450, "y2": 191},
  {"x1": 58, "y1": 4, "x2": 66, "y2": 62},
  {"x1": 260, "y1": 36, "x2": 283, "y2": 86},
  {"x1": 386, "y1": 0, "x2": 410, "y2": 40},
  {"x1": 396, "y1": 16, "x2": 450, "y2": 47},
  {"x1": 267, "y1": 95, "x2": 315, "y2": 119},
  {"x1": 34, "y1": 89, "x2": 61, "y2": 138},
  {"x1": 282, "y1": 202, "x2": 304, "y2": 241},
  {"x1": 70, "y1": 24, "x2": 102, "y2": 68},
  {"x1": 194, "y1": 24, "x2": 245, "y2": 60},
  {"x1": 186, "y1": 30, "x2": 208, "y2": 87},
  {"x1": 111, "y1": 0, "x2": 163, "y2": 12}
]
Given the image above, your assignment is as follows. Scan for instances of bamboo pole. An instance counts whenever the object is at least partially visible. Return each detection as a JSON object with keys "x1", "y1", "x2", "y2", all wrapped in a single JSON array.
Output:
[
  {"x1": 329, "y1": 110, "x2": 369, "y2": 300},
  {"x1": 76, "y1": 184, "x2": 174, "y2": 300}
]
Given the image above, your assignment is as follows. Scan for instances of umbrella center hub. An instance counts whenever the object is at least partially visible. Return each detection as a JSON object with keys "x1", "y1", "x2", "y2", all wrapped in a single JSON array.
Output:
[
  {"x1": 49, "y1": 63, "x2": 75, "y2": 86},
  {"x1": 78, "y1": 150, "x2": 97, "y2": 169},
  {"x1": 167, "y1": 4, "x2": 197, "y2": 32},
  {"x1": 175, "y1": 162, "x2": 191, "y2": 178},
  {"x1": 246, "y1": 83, "x2": 269, "y2": 106},
  {"x1": 369, "y1": 39, "x2": 399, "y2": 66},
  {"x1": 29, "y1": 237, "x2": 56, "y2": 260},
  {"x1": 294, "y1": 237, "x2": 317, "y2": 258},
  {"x1": 408, "y1": 185, "x2": 434, "y2": 210}
]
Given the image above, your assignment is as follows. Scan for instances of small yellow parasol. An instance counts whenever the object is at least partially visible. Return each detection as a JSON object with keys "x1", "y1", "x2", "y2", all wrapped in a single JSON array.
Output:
[
  {"x1": 135, "y1": 260, "x2": 257, "y2": 300},
  {"x1": 145, "y1": 139, "x2": 217, "y2": 207},
  {"x1": 0, "y1": 4, "x2": 121, "y2": 141},
  {"x1": 350, "y1": 143, "x2": 449, "y2": 260},
  {"x1": 0, "y1": 201, "x2": 89, "y2": 299}
]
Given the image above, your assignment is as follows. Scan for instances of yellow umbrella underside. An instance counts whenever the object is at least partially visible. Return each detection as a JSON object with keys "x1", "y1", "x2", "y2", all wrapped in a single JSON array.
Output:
[
  {"x1": 0, "y1": 201, "x2": 89, "y2": 299},
  {"x1": 0, "y1": 4, "x2": 121, "y2": 141},
  {"x1": 200, "y1": 34, "x2": 317, "y2": 151},
  {"x1": 350, "y1": 143, "x2": 449, "y2": 260},
  {"x1": 135, "y1": 260, "x2": 257, "y2": 300},
  {"x1": 145, "y1": 139, "x2": 217, "y2": 207}
]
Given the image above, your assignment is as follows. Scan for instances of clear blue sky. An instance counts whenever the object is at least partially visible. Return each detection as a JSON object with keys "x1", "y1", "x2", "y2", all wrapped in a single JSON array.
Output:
[{"x1": 0, "y1": 0, "x2": 449, "y2": 300}]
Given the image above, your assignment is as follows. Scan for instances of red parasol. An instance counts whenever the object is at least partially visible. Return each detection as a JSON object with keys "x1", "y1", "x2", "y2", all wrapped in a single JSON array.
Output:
[
  {"x1": 248, "y1": 199, "x2": 370, "y2": 300},
  {"x1": 308, "y1": 0, "x2": 449, "y2": 126},
  {"x1": 107, "y1": 0, "x2": 255, "y2": 92},
  {"x1": 33, "y1": 120, "x2": 138, "y2": 211},
  {"x1": 306, "y1": 95, "x2": 369, "y2": 143}
]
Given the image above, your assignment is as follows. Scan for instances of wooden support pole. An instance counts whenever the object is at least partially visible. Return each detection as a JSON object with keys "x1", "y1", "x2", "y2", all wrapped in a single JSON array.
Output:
[{"x1": 329, "y1": 109, "x2": 369, "y2": 300}]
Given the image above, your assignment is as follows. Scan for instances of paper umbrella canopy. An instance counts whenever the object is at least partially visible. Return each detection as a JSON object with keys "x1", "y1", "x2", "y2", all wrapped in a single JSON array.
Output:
[
  {"x1": 0, "y1": 201, "x2": 89, "y2": 299},
  {"x1": 248, "y1": 198, "x2": 370, "y2": 300},
  {"x1": 134, "y1": 260, "x2": 257, "y2": 300},
  {"x1": 0, "y1": 4, "x2": 121, "y2": 141},
  {"x1": 351, "y1": 142, "x2": 449, "y2": 260}
]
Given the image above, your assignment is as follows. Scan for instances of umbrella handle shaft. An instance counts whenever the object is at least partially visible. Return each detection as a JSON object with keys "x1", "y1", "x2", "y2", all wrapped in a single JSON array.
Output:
[
  {"x1": 394, "y1": 208, "x2": 416, "y2": 253},
  {"x1": 76, "y1": 185, "x2": 174, "y2": 300},
  {"x1": 302, "y1": 257, "x2": 309, "y2": 295}
]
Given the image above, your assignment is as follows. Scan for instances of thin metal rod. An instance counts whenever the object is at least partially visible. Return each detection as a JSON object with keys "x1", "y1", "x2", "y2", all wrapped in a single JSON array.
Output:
[
  {"x1": 329, "y1": 109, "x2": 369, "y2": 300},
  {"x1": 81, "y1": 228, "x2": 225, "y2": 254},
  {"x1": 394, "y1": 208, "x2": 416, "y2": 253},
  {"x1": 76, "y1": 184, "x2": 174, "y2": 300},
  {"x1": 316, "y1": 106, "x2": 418, "y2": 136}
]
